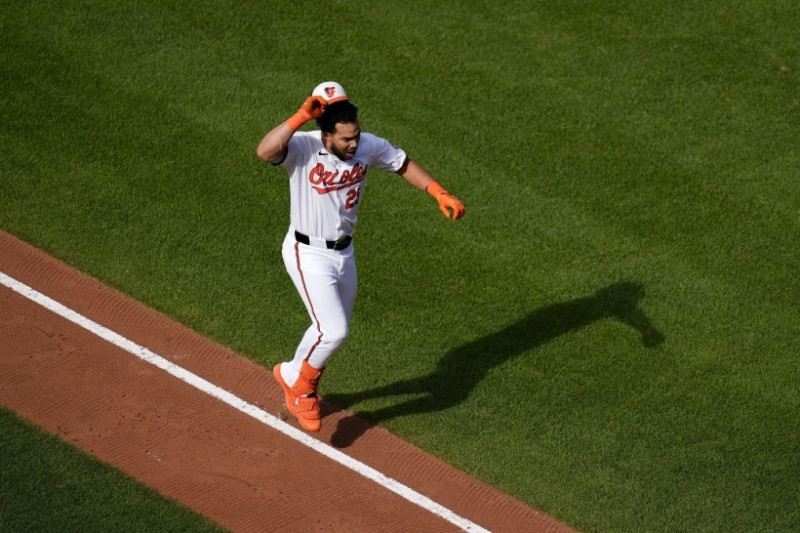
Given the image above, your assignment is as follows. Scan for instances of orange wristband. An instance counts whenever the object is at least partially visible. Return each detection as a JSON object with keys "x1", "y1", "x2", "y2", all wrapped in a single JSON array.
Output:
[
  {"x1": 286, "y1": 111, "x2": 310, "y2": 132},
  {"x1": 426, "y1": 180, "x2": 448, "y2": 197}
]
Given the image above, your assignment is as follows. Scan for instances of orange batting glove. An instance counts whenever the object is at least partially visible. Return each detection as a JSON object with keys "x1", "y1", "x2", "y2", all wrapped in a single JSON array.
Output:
[
  {"x1": 286, "y1": 95, "x2": 327, "y2": 131},
  {"x1": 427, "y1": 181, "x2": 465, "y2": 220}
]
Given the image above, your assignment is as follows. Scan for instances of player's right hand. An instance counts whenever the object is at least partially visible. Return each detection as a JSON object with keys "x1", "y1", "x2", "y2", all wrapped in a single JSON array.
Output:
[
  {"x1": 287, "y1": 96, "x2": 327, "y2": 131},
  {"x1": 299, "y1": 95, "x2": 327, "y2": 120}
]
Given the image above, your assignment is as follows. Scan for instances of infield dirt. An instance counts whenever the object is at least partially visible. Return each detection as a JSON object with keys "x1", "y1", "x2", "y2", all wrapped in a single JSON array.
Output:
[{"x1": 0, "y1": 230, "x2": 577, "y2": 533}]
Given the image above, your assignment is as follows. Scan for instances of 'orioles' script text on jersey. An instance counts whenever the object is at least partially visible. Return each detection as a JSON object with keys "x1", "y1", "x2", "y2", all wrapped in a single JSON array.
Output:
[{"x1": 309, "y1": 161, "x2": 367, "y2": 194}]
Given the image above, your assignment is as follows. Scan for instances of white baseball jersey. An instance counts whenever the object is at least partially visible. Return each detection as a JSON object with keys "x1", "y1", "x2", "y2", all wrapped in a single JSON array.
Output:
[{"x1": 277, "y1": 130, "x2": 407, "y2": 241}]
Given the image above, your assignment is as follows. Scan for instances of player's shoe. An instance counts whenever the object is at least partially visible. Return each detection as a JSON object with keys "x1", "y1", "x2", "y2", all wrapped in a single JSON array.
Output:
[{"x1": 273, "y1": 363, "x2": 323, "y2": 432}]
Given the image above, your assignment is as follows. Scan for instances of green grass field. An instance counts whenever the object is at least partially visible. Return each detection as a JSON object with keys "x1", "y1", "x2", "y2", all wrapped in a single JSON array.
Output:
[{"x1": 2, "y1": 1, "x2": 799, "y2": 531}]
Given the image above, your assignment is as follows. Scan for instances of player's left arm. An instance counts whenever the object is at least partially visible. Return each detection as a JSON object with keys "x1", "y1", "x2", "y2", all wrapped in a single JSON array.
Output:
[{"x1": 397, "y1": 159, "x2": 465, "y2": 220}]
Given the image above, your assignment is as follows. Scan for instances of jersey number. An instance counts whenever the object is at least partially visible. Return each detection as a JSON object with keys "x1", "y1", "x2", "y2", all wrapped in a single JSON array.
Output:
[{"x1": 345, "y1": 187, "x2": 361, "y2": 210}]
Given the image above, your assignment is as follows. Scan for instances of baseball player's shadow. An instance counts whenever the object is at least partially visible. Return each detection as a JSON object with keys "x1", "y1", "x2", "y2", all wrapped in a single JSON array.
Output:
[{"x1": 324, "y1": 281, "x2": 664, "y2": 448}]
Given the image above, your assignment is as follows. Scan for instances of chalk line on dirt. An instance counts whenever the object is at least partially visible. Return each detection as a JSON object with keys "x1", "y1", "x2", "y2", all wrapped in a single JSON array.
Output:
[{"x1": 0, "y1": 270, "x2": 489, "y2": 533}]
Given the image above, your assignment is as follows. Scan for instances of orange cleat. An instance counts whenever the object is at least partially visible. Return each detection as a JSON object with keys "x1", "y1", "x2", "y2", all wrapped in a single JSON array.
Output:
[{"x1": 273, "y1": 363, "x2": 323, "y2": 432}]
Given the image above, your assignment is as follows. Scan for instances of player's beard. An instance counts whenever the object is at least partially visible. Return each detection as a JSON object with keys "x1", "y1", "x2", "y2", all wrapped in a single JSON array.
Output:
[{"x1": 330, "y1": 144, "x2": 356, "y2": 161}]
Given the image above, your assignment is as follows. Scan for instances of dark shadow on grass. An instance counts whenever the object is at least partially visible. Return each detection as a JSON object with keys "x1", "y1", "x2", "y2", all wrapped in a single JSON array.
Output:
[{"x1": 325, "y1": 281, "x2": 664, "y2": 448}]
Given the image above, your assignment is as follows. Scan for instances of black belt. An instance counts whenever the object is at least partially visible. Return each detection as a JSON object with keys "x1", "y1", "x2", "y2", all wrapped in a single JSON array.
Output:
[{"x1": 295, "y1": 231, "x2": 352, "y2": 251}]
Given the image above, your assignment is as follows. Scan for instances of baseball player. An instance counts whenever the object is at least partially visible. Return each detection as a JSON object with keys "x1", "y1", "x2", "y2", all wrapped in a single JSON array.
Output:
[{"x1": 256, "y1": 81, "x2": 464, "y2": 432}]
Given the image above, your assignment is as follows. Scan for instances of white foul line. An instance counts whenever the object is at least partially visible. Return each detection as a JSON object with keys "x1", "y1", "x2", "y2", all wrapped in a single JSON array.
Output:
[{"x1": 0, "y1": 271, "x2": 489, "y2": 533}]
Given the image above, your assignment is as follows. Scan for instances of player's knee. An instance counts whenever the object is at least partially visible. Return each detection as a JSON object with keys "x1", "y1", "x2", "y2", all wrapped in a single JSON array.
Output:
[{"x1": 321, "y1": 325, "x2": 349, "y2": 350}]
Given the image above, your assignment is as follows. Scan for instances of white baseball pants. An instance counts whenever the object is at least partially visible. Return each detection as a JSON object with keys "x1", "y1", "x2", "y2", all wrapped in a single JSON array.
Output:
[{"x1": 279, "y1": 229, "x2": 357, "y2": 386}]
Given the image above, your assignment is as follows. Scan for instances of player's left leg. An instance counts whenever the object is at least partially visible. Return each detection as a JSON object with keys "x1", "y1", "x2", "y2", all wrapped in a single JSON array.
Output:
[{"x1": 337, "y1": 249, "x2": 358, "y2": 331}]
